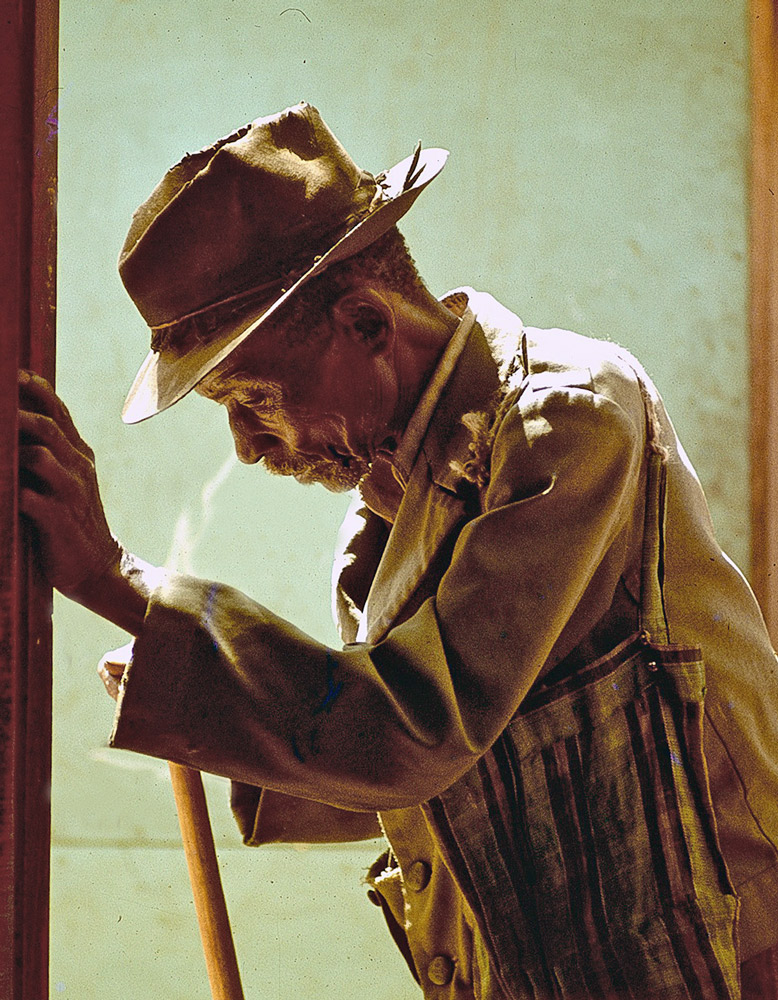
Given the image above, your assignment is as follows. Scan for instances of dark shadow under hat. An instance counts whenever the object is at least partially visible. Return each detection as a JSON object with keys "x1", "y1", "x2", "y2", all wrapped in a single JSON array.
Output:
[{"x1": 120, "y1": 102, "x2": 448, "y2": 423}]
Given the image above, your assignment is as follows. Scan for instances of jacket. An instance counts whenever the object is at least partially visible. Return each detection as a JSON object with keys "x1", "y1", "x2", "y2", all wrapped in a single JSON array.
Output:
[{"x1": 111, "y1": 290, "x2": 778, "y2": 996}]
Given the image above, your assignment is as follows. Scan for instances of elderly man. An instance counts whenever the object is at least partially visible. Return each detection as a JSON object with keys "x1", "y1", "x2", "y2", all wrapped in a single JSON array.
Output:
[{"x1": 18, "y1": 103, "x2": 778, "y2": 998}]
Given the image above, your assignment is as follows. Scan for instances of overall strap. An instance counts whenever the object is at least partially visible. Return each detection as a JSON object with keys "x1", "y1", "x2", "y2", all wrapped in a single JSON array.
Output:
[{"x1": 637, "y1": 378, "x2": 670, "y2": 645}]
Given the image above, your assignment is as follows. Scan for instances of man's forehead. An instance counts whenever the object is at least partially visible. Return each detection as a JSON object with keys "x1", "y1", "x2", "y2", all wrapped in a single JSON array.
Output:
[{"x1": 195, "y1": 321, "x2": 297, "y2": 396}]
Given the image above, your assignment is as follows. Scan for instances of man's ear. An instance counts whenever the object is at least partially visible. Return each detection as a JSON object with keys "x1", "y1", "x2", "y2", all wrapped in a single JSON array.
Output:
[{"x1": 330, "y1": 288, "x2": 395, "y2": 354}]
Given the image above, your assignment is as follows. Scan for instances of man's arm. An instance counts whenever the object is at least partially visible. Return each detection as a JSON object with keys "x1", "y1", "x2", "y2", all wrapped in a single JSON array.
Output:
[
  {"x1": 74, "y1": 550, "x2": 163, "y2": 637},
  {"x1": 17, "y1": 369, "x2": 383, "y2": 841},
  {"x1": 110, "y1": 379, "x2": 645, "y2": 811},
  {"x1": 18, "y1": 368, "x2": 645, "y2": 813}
]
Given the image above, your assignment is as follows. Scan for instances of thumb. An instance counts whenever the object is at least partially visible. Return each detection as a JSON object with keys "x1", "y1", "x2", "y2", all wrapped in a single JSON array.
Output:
[
  {"x1": 97, "y1": 641, "x2": 135, "y2": 700},
  {"x1": 100, "y1": 641, "x2": 135, "y2": 674}
]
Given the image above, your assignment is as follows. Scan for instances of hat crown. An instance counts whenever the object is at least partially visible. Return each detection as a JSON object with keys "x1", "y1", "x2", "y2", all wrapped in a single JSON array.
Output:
[
  {"x1": 119, "y1": 104, "x2": 448, "y2": 424},
  {"x1": 119, "y1": 102, "x2": 376, "y2": 329}
]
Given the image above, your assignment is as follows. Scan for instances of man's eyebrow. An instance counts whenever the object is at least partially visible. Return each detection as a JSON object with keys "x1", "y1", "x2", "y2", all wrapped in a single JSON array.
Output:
[
  {"x1": 196, "y1": 365, "x2": 251, "y2": 395},
  {"x1": 195, "y1": 372, "x2": 229, "y2": 399},
  {"x1": 197, "y1": 369, "x2": 282, "y2": 407}
]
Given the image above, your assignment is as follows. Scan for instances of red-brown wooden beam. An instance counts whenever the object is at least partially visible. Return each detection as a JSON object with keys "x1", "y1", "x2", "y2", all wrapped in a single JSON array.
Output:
[
  {"x1": 750, "y1": 0, "x2": 778, "y2": 641},
  {"x1": 0, "y1": 1, "x2": 58, "y2": 997}
]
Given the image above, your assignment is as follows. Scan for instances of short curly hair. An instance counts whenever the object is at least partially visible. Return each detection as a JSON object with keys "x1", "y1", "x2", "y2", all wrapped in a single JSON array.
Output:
[{"x1": 263, "y1": 225, "x2": 427, "y2": 346}]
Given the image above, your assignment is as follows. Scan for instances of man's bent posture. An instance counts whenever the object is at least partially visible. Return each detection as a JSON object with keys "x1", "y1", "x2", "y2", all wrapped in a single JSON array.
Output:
[{"x1": 18, "y1": 103, "x2": 778, "y2": 999}]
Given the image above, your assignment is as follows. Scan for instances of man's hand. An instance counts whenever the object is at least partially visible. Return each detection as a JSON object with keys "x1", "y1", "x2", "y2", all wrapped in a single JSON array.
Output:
[
  {"x1": 97, "y1": 642, "x2": 134, "y2": 701},
  {"x1": 18, "y1": 370, "x2": 121, "y2": 597}
]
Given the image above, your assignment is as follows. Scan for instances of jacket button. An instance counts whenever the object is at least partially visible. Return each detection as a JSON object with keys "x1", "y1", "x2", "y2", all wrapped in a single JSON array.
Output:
[
  {"x1": 405, "y1": 860, "x2": 432, "y2": 892},
  {"x1": 428, "y1": 955, "x2": 454, "y2": 986}
]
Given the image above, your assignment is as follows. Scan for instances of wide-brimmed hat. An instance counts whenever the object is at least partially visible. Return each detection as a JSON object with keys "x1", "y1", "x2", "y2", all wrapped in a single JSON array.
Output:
[{"x1": 119, "y1": 102, "x2": 448, "y2": 423}]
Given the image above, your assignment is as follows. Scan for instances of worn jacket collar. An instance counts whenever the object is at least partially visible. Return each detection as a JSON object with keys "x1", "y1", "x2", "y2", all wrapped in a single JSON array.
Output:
[{"x1": 357, "y1": 290, "x2": 524, "y2": 642}]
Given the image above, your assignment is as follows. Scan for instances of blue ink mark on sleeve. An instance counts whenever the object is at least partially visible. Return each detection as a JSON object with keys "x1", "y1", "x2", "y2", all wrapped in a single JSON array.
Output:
[
  {"x1": 291, "y1": 735, "x2": 305, "y2": 763},
  {"x1": 313, "y1": 651, "x2": 344, "y2": 715}
]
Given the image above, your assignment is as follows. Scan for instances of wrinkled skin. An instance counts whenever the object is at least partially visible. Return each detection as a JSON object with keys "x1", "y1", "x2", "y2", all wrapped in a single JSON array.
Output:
[{"x1": 18, "y1": 370, "x2": 121, "y2": 595}]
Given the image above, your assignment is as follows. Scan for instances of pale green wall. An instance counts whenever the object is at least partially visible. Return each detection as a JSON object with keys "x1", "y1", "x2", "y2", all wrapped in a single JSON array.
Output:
[{"x1": 52, "y1": 2, "x2": 750, "y2": 997}]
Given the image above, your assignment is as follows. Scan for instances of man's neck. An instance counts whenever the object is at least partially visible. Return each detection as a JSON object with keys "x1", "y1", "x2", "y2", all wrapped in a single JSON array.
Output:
[
  {"x1": 357, "y1": 293, "x2": 465, "y2": 522},
  {"x1": 359, "y1": 456, "x2": 405, "y2": 522}
]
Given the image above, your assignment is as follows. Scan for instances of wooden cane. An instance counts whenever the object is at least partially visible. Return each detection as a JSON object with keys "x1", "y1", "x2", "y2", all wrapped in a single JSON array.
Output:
[{"x1": 168, "y1": 762, "x2": 246, "y2": 1000}]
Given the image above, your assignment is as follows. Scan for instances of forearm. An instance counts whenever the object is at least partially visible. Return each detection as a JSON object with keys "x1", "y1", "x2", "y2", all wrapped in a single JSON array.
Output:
[
  {"x1": 111, "y1": 575, "x2": 476, "y2": 810},
  {"x1": 69, "y1": 547, "x2": 164, "y2": 636}
]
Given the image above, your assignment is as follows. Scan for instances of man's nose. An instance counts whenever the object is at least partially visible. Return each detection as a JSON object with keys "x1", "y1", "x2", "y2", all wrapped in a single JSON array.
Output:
[{"x1": 227, "y1": 405, "x2": 279, "y2": 464}]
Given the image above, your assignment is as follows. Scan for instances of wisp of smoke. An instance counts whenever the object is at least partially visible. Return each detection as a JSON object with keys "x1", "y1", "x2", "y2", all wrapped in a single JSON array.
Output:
[{"x1": 165, "y1": 451, "x2": 239, "y2": 574}]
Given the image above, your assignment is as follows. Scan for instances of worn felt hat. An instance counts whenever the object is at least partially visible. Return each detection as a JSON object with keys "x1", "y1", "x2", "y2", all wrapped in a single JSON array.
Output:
[{"x1": 119, "y1": 102, "x2": 448, "y2": 423}]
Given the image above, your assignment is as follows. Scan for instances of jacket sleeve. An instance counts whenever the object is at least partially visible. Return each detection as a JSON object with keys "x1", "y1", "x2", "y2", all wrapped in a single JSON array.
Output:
[
  {"x1": 110, "y1": 378, "x2": 645, "y2": 811},
  {"x1": 230, "y1": 781, "x2": 382, "y2": 844},
  {"x1": 228, "y1": 501, "x2": 389, "y2": 845}
]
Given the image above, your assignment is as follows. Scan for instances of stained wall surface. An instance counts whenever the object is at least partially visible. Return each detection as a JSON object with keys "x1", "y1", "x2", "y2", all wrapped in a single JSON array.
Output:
[{"x1": 52, "y1": 2, "x2": 750, "y2": 997}]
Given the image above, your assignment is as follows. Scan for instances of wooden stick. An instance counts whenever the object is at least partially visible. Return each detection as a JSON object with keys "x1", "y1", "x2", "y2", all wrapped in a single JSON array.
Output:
[{"x1": 168, "y1": 762, "x2": 246, "y2": 1000}]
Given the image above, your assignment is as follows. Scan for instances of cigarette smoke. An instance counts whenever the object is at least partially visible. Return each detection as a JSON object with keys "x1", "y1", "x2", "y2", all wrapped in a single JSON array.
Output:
[{"x1": 165, "y1": 451, "x2": 239, "y2": 574}]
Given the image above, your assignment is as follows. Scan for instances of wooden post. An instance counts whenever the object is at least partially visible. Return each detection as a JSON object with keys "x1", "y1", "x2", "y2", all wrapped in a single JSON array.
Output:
[
  {"x1": 749, "y1": 0, "x2": 778, "y2": 639},
  {"x1": 0, "y1": 1, "x2": 58, "y2": 997}
]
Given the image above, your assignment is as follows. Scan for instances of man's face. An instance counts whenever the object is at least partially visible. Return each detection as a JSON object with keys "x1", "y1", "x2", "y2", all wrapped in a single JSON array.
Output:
[{"x1": 195, "y1": 326, "x2": 389, "y2": 493}]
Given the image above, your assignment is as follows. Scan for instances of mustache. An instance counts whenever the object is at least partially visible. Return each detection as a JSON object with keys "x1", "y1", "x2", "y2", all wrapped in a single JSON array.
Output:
[{"x1": 260, "y1": 447, "x2": 369, "y2": 492}]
